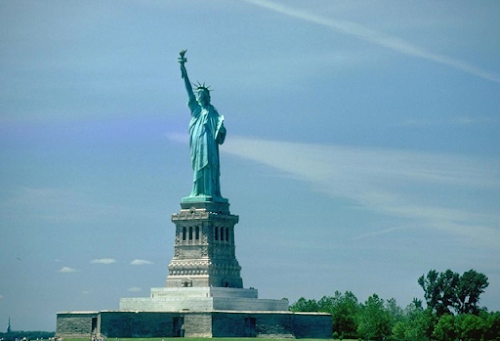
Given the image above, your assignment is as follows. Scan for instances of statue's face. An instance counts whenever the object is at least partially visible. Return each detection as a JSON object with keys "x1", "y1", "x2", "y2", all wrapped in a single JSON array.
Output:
[{"x1": 197, "y1": 89, "x2": 210, "y2": 107}]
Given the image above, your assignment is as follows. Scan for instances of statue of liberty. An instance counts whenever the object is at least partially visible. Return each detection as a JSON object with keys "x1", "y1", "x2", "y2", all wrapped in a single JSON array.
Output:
[{"x1": 178, "y1": 50, "x2": 227, "y2": 202}]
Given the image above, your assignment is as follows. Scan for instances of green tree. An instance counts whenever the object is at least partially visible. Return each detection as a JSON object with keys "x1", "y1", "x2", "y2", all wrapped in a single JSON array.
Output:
[
  {"x1": 455, "y1": 314, "x2": 485, "y2": 341},
  {"x1": 455, "y1": 270, "x2": 489, "y2": 315},
  {"x1": 392, "y1": 321, "x2": 408, "y2": 341},
  {"x1": 357, "y1": 294, "x2": 392, "y2": 341},
  {"x1": 289, "y1": 297, "x2": 319, "y2": 312},
  {"x1": 322, "y1": 291, "x2": 360, "y2": 339},
  {"x1": 418, "y1": 269, "x2": 488, "y2": 317},
  {"x1": 386, "y1": 298, "x2": 404, "y2": 326},
  {"x1": 0, "y1": 331, "x2": 55, "y2": 341},
  {"x1": 290, "y1": 293, "x2": 360, "y2": 339},
  {"x1": 432, "y1": 314, "x2": 456, "y2": 341},
  {"x1": 482, "y1": 311, "x2": 500, "y2": 341},
  {"x1": 418, "y1": 269, "x2": 459, "y2": 316},
  {"x1": 392, "y1": 299, "x2": 434, "y2": 341}
]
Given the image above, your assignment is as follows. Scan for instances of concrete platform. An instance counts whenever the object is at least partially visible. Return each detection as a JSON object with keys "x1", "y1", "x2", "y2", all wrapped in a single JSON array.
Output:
[{"x1": 119, "y1": 287, "x2": 289, "y2": 312}]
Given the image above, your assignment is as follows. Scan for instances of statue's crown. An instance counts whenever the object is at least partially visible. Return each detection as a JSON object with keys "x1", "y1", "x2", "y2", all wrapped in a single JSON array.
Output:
[{"x1": 194, "y1": 81, "x2": 212, "y2": 93}]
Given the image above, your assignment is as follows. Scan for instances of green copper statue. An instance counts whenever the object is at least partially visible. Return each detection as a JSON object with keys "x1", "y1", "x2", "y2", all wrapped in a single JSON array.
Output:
[{"x1": 179, "y1": 50, "x2": 227, "y2": 202}]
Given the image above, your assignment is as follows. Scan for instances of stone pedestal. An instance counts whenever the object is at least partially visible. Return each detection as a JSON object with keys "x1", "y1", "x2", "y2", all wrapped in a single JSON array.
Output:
[{"x1": 167, "y1": 201, "x2": 243, "y2": 288}]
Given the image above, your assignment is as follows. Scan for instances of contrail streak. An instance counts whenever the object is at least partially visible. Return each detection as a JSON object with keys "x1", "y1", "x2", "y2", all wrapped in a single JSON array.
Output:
[{"x1": 243, "y1": 0, "x2": 500, "y2": 84}]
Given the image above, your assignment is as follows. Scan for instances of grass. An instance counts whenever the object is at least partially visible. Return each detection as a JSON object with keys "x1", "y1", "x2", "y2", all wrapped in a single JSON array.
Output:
[
  {"x1": 62, "y1": 339, "x2": 345, "y2": 341},
  {"x1": 62, "y1": 338, "x2": 365, "y2": 341}
]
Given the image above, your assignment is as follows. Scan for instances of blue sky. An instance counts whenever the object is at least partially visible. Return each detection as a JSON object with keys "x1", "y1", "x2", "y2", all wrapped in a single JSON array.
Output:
[{"x1": 1, "y1": 0, "x2": 499, "y2": 331}]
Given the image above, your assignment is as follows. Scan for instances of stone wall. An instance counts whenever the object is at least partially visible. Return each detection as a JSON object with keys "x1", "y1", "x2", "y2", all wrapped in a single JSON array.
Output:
[
  {"x1": 97, "y1": 311, "x2": 214, "y2": 338},
  {"x1": 56, "y1": 312, "x2": 98, "y2": 338},
  {"x1": 120, "y1": 296, "x2": 288, "y2": 312},
  {"x1": 57, "y1": 310, "x2": 332, "y2": 339},
  {"x1": 212, "y1": 312, "x2": 296, "y2": 338},
  {"x1": 213, "y1": 297, "x2": 289, "y2": 311},
  {"x1": 119, "y1": 296, "x2": 213, "y2": 312},
  {"x1": 184, "y1": 313, "x2": 212, "y2": 337},
  {"x1": 212, "y1": 311, "x2": 331, "y2": 338},
  {"x1": 212, "y1": 312, "x2": 247, "y2": 337},
  {"x1": 98, "y1": 311, "x2": 177, "y2": 338},
  {"x1": 293, "y1": 313, "x2": 333, "y2": 338},
  {"x1": 253, "y1": 313, "x2": 295, "y2": 338},
  {"x1": 150, "y1": 286, "x2": 258, "y2": 298}
]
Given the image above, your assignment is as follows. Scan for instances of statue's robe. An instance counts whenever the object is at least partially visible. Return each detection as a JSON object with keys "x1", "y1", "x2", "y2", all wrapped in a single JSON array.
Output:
[{"x1": 188, "y1": 98, "x2": 226, "y2": 199}]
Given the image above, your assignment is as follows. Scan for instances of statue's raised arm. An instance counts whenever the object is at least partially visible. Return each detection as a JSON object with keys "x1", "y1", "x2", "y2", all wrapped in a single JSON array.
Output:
[{"x1": 178, "y1": 50, "x2": 195, "y2": 102}]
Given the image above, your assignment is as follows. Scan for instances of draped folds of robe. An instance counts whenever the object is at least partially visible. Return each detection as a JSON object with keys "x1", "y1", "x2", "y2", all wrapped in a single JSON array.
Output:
[{"x1": 187, "y1": 98, "x2": 226, "y2": 199}]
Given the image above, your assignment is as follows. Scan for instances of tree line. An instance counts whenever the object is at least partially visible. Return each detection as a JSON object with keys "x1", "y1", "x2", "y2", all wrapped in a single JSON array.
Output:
[
  {"x1": 289, "y1": 269, "x2": 500, "y2": 341},
  {"x1": 0, "y1": 331, "x2": 55, "y2": 341}
]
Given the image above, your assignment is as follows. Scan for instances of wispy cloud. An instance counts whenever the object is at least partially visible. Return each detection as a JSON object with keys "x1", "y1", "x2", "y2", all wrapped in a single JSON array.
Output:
[
  {"x1": 242, "y1": 0, "x2": 500, "y2": 84},
  {"x1": 90, "y1": 258, "x2": 116, "y2": 265},
  {"x1": 0, "y1": 295, "x2": 4, "y2": 299},
  {"x1": 398, "y1": 117, "x2": 500, "y2": 127},
  {"x1": 353, "y1": 226, "x2": 406, "y2": 240},
  {"x1": 0, "y1": 187, "x2": 157, "y2": 223},
  {"x1": 128, "y1": 287, "x2": 142, "y2": 292},
  {"x1": 165, "y1": 132, "x2": 188, "y2": 144},
  {"x1": 58, "y1": 266, "x2": 77, "y2": 273},
  {"x1": 82, "y1": 291, "x2": 90, "y2": 295},
  {"x1": 219, "y1": 136, "x2": 500, "y2": 246},
  {"x1": 130, "y1": 259, "x2": 153, "y2": 266}
]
